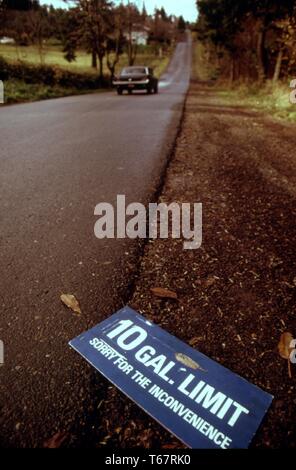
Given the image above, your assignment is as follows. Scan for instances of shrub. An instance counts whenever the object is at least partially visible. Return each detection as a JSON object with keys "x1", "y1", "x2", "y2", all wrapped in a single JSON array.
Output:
[{"x1": 0, "y1": 56, "x2": 105, "y2": 89}]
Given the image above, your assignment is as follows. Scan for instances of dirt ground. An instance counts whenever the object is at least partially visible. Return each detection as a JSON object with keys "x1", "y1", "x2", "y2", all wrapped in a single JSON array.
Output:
[{"x1": 97, "y1": 80, "x2": 296, "y2": 449}]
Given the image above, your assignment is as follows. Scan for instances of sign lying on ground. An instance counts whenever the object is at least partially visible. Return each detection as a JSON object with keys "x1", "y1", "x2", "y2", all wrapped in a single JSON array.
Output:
[{"x1": 69, "y1": 307, "x2": 273, "y2": 449}]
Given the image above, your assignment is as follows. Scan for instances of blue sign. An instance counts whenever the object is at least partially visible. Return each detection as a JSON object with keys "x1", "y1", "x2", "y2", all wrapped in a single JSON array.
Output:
[{"x1": 69, "y1": 307, "x2": 273, "y2": 449}]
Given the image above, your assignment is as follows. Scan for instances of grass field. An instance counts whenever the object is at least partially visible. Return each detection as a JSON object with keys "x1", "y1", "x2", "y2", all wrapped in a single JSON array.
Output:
[
  {"x1": 0, "y1": 43, "x2": 171, "y2": 104},
  {"x1": 0, "y1": 44, "x2": 170, "y2": 78}
]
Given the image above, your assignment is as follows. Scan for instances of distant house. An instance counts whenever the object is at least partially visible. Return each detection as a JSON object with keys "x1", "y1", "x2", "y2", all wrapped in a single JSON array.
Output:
[
  {"x1": 0, "y1": 37, "x2": 15, "y2": 44},
  {"x1": 124, "y1": 25, "x2": 150, "y2": 46}
]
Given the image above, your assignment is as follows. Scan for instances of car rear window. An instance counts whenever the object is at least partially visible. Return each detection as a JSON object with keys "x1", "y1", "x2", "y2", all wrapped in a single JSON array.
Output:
[{"x1": 121, "y1": 67, "x2": 147, "y2": 75}]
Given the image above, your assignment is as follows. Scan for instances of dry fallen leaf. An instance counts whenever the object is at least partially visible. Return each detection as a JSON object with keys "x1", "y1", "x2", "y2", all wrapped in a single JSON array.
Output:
[
  {"x1": 188, "y1": 336, "x2": 203, "y2": 347},
  {"x1": 60, "y1": 294, "x2": 82, "y2": 315},
  {"x1": 150, "y1": 287, "x2": 178, "y2": 300},
  {"x1": 43, "y1": 431, "x2": 68, "y2": 448},
  {"x1": 278, "y1": 332, "x2": 294, "y2": 379},
  {"x1": 175, "y1": 353, "x2": 205, "y2": 371}
]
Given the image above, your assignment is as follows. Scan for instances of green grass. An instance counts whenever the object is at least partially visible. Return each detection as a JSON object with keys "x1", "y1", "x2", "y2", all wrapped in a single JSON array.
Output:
[
  {"x1": 217, "y1": 82, "x2": 296, "y2": 122},
  {"x1": 192, "y1": 40, "x2": 296, "y2": 123},
  {"x1": 0, "y1": 44, "x2": 170, "y2": 78},
  {"x1": 0, "y1": 44, "x2": 95, "y2": 73},
  {"x1": 3, "y1": 79, "x2": 103, "y2": 104},
  {"x1": 191, "y1": 38, "x2": 217, "y2": 82},
  {"x1": 0, "y1": 43, "x2": 171, "y2": 104}
]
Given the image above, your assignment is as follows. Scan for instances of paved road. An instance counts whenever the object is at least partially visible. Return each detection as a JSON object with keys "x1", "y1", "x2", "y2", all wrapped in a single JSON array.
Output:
[{"x1": 0, "y1": 39, "x2": 191, "y2": 447}]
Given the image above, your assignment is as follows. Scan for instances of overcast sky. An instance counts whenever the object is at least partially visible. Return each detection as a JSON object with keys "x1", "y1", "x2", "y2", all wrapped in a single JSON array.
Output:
[{"x1": 39, "y1": 1, "x2": 198, "y2": 22}]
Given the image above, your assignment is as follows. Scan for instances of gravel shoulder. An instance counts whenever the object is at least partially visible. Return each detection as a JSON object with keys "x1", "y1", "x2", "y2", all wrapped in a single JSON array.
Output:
[{"x1": 97, "y1": 80, "x2": 296, "y2": 449}]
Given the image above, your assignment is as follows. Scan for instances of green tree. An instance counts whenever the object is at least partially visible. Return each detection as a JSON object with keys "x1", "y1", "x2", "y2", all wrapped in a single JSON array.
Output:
[
  {"x1": 106, "y1": 4, "x2": 125, "y2": 80},
  {"x1": 196, "y1": 0, "x2": 296, "y2": 82},
  {"x1": 65, "y1": 0, "x2": 112, "y2": 81},
  {"x1": 177, "y1": 15, "x2": 186, "y2": 32}
]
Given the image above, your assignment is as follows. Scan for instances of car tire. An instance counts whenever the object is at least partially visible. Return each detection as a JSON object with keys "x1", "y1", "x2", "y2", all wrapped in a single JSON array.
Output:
[
  {"x1": 147, "y1": 87, "x2": 152, "y2": 94},
  {"x1": 128, "y1": 89, "x2": 132, "y2": 95},
  {"x1": 117, "y1": 88, "x2": 123, "y2": 95},
  {"x1": 154, "y1": 84, "x2": 158, "y2": 94}
]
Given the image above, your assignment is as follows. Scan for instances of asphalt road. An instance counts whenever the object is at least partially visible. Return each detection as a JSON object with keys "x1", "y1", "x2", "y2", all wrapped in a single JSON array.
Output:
[{"x1": 0, "y1": 39, "x2": 191, "y2": 447}]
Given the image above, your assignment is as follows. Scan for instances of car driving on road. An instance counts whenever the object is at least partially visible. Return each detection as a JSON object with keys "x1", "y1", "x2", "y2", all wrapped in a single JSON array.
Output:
[{"x1": 113, "y1": 66, "x2": 159, "y2": 95}]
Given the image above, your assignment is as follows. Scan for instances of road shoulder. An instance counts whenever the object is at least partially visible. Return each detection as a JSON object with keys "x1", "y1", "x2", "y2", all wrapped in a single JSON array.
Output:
[{"x1": 97, "y1": 80, "x2": 296, "y2": 448}]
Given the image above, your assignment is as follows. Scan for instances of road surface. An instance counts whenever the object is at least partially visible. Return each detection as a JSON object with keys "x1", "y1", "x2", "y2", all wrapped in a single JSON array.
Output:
[{"x1": 0, "y1": 39, "x2": 191, "y2": 447}]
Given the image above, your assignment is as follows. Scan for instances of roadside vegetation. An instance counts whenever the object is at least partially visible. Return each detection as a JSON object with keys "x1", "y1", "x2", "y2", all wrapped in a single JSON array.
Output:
[
  {"x1": 193, "y1": 40, "x2": 296, "y2": 122},
  {"x1": 0, "y1": 0, "x2": 185, "y2": 104},
  {"x1": 193, "y1": 1, "x2": 296, "y2": 122},
  {"x1": 0, "y1": 46, "x2": 171, "y2": 104},
  {"x1": 0, "y1": 44, "x2": 170, "y2": 77}
]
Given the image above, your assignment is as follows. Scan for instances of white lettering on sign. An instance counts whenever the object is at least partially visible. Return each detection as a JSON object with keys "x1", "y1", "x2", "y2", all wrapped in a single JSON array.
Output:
[
  {"x1": 135, "y1": 345, "x2": 176, "y2": 381},
  {"x1": 178, "y1": 374, "x2": 249, "y2": 426},
  {"x1": 148, "y1": 385, "x2": 232, "y2": 449},
  {"x1": 107, "y1": 319, "x2": 148, "y2": 350},
  {"x1": 105, "y1": 320, "x2": 250, "y2": 428}
]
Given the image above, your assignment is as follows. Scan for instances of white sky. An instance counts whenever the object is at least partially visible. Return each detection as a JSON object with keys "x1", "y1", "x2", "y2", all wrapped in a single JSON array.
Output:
[{"x1": 39, "y1": 1, "x2": 198, "y2": 22}]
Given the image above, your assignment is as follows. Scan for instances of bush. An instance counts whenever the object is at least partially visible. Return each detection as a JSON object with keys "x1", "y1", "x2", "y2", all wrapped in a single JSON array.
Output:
[{"x1": 0, "y1": 55, "x2": 105, "y2": 89}]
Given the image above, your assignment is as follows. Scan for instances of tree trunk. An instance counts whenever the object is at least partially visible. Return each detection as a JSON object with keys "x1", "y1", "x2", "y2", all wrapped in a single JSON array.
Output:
[
  {"x1": 98, "y1": 54, "x2": 104, "y2": 83},
  {"x1": 92, "y1": 49, "x2": 97, "y2": 69},
  {"x1": 129, "y1": 43, "x2": 137, "y2": 66},
  {"x1": 273, "y1": 48, "x2": 283, "y2": 83},
  {"x1": 107, "y1": 55, "x2": 119, "y2": 82},
  {"x1": 257, "y1": 29, "x2": 266, "y2": 83},
  {"x1": 229, "y1": 56, "x2": 235, "y2": 83},
  {"x1": 128, "y1": 39, "x2": 133, "y2": 66}
]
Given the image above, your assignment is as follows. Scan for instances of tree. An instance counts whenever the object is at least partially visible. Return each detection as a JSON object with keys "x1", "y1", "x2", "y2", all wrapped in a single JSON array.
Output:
[
  {"x1": 0, "y1": 0, "x2": 40, "y2": 46},
  {"x1": 66, "y1": 0, "x2": 111, "y2": 82},
  {"x1": 27, "y1": 6, "x2": 50, "y2": 63},
  {"x1": 125, "y1": 0, "x2": 142, "y2": 66},
  {"x1": 149, "y1": 7, "x2": 175, "y2": 50},
  {"x1": 197, "y1": 0, "x2": 246, "y2": 81},
  {"x1": 178, "y1": 15, "x2": 186, "y2": 32},
  {"x1": 141, "y1": 1, "x2": 147, "y2": 21},
  {"x1": 248, "y1": 0, "x2": 295, "y2": 82},
  {"x1": 106, "y1": 4, "x2": 125, "y2": 80},
  {"x1": 196, "y1": 0, "x2": 296, "y2": 83},
  {"x1": 1, "y1": 0, "x2": 38, "y2": 10}
]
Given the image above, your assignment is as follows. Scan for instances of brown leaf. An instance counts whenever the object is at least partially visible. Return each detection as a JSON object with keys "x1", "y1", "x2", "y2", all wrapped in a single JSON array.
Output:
[
  {"x1": 60, "y1": 294, "x2": 82, "y2": 315},
  {"x1": 188, "y1": 336, "x2": 203, "y2": 347},
  {"x1": 278, "y1": 332, "x2": 294, "y2": 379},
  {"x1": 175, "y1": 353, "x2": 206, "y2": 371},
  {"x1": 150, "y1": 287, "x2": 178, "y2": 300},
  {"x1": 43, "y1": 431, "x2": 68, "y2": 448},
  {"x1": 278, "y1": 332, "x2": 294, "y2": 359}
]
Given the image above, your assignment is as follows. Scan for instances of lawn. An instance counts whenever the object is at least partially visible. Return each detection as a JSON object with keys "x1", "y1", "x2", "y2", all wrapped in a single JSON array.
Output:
[
  {"x1": 0, "y1": 44, "x2": 170, "y2": 78},
  {"x1": 0, "y1": 43, "x2": 171, "y2": 104}
]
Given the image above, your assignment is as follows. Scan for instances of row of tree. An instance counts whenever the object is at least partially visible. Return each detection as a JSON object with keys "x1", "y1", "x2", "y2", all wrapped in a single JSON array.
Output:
[
  {"x1": 0, "y1": 1, "x2": 187, "y2": 81},
  {"x1": 196, "y1": 0, "x2": 296, "y2": 82}
]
